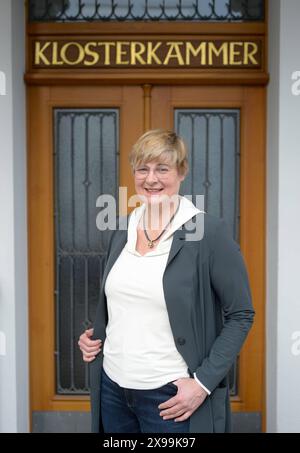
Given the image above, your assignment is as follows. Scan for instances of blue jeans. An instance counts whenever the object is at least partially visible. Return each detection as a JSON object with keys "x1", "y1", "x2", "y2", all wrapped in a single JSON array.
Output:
[{"x1": 100, "y1": 368, "x2": 190, "y2": 433}]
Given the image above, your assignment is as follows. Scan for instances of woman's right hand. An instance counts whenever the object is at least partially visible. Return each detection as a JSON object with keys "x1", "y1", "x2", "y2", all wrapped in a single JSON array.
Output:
[{"x1": 78, "y1": 328, "x2": 102, "y2": 362}]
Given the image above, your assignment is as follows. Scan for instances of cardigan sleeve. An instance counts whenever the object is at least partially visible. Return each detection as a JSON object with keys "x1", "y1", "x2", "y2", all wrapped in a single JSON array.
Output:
[{"x1": 194, "y1": 219, "x2": 255, "y2": 393}]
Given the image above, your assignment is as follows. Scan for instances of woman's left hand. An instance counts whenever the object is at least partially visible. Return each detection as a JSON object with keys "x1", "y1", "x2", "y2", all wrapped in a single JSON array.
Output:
[{"x1": 158, "y1": 377, "x2": 208, "y2": 422}]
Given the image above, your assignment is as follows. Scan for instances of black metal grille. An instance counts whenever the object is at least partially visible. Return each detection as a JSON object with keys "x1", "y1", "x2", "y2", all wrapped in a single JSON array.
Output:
[
  {"x1": 175, "y1": 108, "x2": 240, "y2": 396},
  {"x1": 29, "y1": 0, "x2": 265, "y2": 22},
  {"x1": 54, "y1": 109, "x2": 119, "y2": 394}
]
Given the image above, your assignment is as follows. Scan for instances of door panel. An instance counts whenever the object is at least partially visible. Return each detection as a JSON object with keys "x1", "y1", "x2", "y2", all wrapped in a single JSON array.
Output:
[{"x1": 151, "y1": 85, "x2": 265, "y2": 415}]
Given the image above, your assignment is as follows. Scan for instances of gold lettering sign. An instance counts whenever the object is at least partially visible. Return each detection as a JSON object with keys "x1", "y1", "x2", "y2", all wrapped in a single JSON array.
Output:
[{"x1": 33, "y1": 39, "x2": 262, "y2": 69}]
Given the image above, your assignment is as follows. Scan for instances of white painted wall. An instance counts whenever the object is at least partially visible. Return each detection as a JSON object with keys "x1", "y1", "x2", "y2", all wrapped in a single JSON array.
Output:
[
  {"x1": 0, "y1": 0, "x2": 28, "y2": 432},
  {"x1": 267, "y1": 0, "x2": 300, "y2": 433},
  {"x1": 266, "y1": 0, "x2": 280, "y2": 434}
]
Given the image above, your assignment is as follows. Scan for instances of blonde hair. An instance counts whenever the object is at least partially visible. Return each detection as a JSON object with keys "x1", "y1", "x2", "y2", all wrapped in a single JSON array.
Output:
[{"x1": 129, "y1": 129, "x2": 189, "y2": 176}]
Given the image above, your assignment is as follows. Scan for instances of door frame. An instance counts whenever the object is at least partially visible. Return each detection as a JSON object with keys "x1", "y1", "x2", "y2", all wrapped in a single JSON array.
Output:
[
  {"x1": 26, "y1": 2, "x2": 267, "y2": 434},
  {"x1": 28, "y1": 83, "x2": 266, "y2": 429}
]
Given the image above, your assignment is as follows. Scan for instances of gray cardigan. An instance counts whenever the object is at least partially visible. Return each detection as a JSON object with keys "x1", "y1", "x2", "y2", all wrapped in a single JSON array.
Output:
[{"x1": 89, "y1": 212, "x2": 255, "y2": 433}]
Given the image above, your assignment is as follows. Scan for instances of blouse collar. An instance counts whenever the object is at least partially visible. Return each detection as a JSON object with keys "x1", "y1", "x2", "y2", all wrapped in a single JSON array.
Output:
[{"x1": 126, "y1": 196, "x2": 203, "y2": 257}]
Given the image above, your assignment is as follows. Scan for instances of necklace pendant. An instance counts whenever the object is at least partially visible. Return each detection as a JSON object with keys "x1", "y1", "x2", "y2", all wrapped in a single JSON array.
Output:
[{"x1": 148, "y1": 241, "x2": 154, "y2": 248}]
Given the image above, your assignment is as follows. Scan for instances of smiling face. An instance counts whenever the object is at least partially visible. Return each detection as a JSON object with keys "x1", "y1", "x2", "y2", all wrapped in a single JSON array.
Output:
[
  {"x1": 129, "y1": 129, "x2": 188, "y2": 206},
  {"x1": 134, "y1": 157, "x2": 186, "y2": 205}
]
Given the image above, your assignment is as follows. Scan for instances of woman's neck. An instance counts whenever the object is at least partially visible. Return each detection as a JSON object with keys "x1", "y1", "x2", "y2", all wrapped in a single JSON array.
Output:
[{"x1": 143, "y1": 196, "x2": 180, "y2": 232}]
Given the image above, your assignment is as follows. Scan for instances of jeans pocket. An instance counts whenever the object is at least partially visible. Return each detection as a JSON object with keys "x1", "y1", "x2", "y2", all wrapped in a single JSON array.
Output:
[{"x1": 164, "y1": 382, "x2": 178, "y2": 395}]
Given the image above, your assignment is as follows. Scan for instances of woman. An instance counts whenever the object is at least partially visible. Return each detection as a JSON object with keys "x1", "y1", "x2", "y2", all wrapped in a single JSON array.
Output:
[{"x1": 78, "y1": 129, "x2": 255, "y2": 433}]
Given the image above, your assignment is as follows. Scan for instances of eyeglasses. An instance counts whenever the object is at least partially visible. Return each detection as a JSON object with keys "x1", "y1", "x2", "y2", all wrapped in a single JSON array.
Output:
[{"x1": 134, "y1": 164, "x2": 174, "y2": 180}]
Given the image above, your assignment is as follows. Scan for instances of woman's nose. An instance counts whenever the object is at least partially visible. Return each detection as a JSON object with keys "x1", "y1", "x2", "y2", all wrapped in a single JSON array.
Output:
[{"x1": 145, "y1": 169, "x2": 159, "y2": 182}]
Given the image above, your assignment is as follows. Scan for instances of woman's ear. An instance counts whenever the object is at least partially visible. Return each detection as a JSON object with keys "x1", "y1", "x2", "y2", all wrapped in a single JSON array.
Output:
[{"x1": 179, "y1": 169, "x2": 188, "y2": 182}]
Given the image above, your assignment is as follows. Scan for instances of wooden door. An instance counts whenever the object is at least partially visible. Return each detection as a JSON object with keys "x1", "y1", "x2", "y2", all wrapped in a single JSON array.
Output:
[{"x1": 28, "y1": 84, "x2": 265, "y2": 431}]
